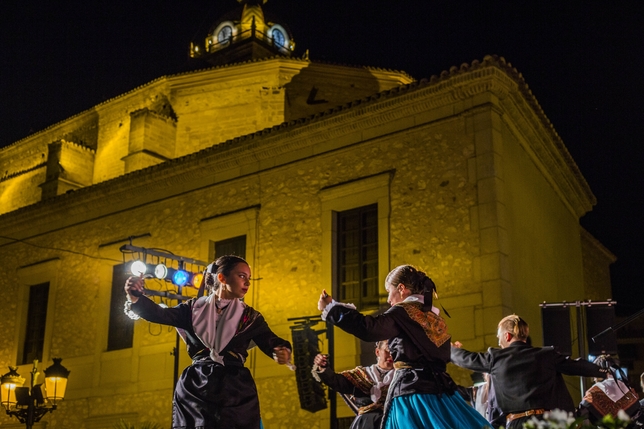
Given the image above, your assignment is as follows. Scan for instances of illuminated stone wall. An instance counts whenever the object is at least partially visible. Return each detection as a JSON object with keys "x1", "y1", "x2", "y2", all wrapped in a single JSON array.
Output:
[
  {"x1": 0, "y1": 58, "x2": 411, "y2": 215},
  {"x1": 123, "y1": 109, "x2": 177, "y2": 173},
  {"x1": 0, "y1": 57, "x2": 609, "y2": 428},
  {"x1": 40, "y1": 140, "x2": 96, "y2": 199},
  {"x1": 0, "y1": 166, "x2": 45, "y2": 214}
]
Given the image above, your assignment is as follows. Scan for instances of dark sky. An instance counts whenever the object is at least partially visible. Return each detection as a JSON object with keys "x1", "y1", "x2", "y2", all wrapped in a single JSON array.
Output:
[{"x1": 2, "y1": 1, "x2": 643, "y2": 313}]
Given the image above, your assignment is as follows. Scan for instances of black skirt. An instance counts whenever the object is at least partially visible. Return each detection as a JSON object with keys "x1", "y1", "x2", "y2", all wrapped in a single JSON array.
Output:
[
  {"x1": 350, "y1": 411, "x2": 383, "y2": 429},
  {"x1": 173, "y1": 358, "x2": 261, "y2": 429}
]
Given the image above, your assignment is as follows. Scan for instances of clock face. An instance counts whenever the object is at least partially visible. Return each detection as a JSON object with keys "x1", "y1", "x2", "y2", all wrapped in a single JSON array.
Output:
[
  {"x1": 272, "y1": 28, "x2": 285, "y2": 47},
  {"x1": 218, "y1": 26, "x2": 232, "y2": 44}
]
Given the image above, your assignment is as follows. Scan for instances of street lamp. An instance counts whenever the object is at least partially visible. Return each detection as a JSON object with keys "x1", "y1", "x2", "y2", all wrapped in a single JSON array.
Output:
[{"x1": 1, "y1": 358, "x2": 70, "y2": 429}]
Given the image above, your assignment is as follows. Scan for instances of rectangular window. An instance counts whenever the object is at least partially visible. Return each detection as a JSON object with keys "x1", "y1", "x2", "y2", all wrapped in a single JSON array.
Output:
[
  {"x1": 21, "y1": 283, "x2": 49, "y2": 364},
  {"x1": 107, "y1": 264, "x2": 134, "y2": 351},
  {"x1": 214, "y1": 235, "x2": 246, "y2": 259},
  {"x1": 336, "y1": 204, "x2": 378, "y2": 310}
]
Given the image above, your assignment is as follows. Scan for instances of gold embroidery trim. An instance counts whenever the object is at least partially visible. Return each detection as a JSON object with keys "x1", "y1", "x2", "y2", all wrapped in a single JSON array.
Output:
[
  {"x1": 584, "y1": 385, "x2": 639, "y2": 417},
  {"x1": 340, "y1": 367, "x2": 373, "y2": 394},
  {"x1": 340, "y1": 367, "x2": 388, "y2": 415},
  {"x1": 398, "y1": 302, "x2": 451, "y2": 347}
]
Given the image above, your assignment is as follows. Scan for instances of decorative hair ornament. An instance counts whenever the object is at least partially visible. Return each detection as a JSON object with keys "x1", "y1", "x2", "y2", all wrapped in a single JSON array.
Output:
[
  {"x1": 205, "y1": 262, "x2": 218, "y2": 287},
  {"x1": 420, "y1": 273, "x2": 449, "y2": 318},
  {"x1": 198, "y1": 262, "x2": 218, "y2": 298}
]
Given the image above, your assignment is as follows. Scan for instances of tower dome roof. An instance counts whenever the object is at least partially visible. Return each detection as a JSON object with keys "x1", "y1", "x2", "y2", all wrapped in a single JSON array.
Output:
[{"x1": 191, "y1": 0, "x2": 294, "y2": 66}]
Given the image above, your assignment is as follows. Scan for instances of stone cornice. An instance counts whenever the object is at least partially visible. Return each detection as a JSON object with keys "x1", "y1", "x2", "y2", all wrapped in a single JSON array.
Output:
[
  {"x1": 0, "y1": 109, "x2": 101, "y2": 152},
  {"x1": 0, "y1": 55, "x2": 594, "y2": 242},
  {"x1": 167, "y1": 58, "x2": 308, "y2": 90},
  {"x1": 0, "y1": 162, "x2": 46, "y2": 183},
  {"x1": 59, "y1": 139, "x2": 96, "y2": 153},
  {"x1": 130, "y1": 108, "x2": 177, "y2": 125},
  {"x1": 416, "y1": 55, "x2": 595, "y2": 217}
]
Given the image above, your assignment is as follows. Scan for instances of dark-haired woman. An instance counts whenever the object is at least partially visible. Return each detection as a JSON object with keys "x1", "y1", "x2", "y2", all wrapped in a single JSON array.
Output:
[
  {"x1": 124, "y1": 255, "x2": 292, "y2": 429},
  {"x1": 318, "y1": 264, "x2": 490, "y2": 429}
]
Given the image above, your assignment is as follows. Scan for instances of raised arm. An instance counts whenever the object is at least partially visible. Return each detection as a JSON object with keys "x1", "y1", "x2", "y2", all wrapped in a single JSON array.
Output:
[
  {"x1": 126, "y1": 293, "x2": 194, "y2": 331},
  {"x1": 450, "y1": 346, "x2": 494, "y2": 373},
  {"x1": 326, "y1": 304, "x2": 400, "y2": 342},
  {"x1": 554, "y1": 353, "x2": 603, "y2": 378}
]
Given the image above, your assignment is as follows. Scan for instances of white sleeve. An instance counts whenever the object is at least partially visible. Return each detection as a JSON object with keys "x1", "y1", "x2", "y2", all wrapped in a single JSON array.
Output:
[{"x1": 321, "y1": 299, "x2": 357, "y2": 321}]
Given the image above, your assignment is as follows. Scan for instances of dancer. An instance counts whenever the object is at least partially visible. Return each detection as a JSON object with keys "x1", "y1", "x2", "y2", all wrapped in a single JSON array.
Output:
[
  {"x1": 312, "y1": 341, "x2": 394, "y2": 429},
  {"x1": 451, "y1": 314, "x2": 603, "y2": 429},
  {"x1": 317, "y1": 264, "x2": 491, "y2": 429},
  {"x1": 124, "y1": 255, "x2": 292, "y2": 429}
]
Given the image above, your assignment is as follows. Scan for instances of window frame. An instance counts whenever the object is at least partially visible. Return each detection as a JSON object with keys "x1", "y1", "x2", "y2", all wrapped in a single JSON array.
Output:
[
  {"x1": 318, "y1": 171, "x2": 393, "y2": 309},
  {"x1": 336, "y1": 203, "x2": 379, "y2": 310},
  {"x1": 200, "y1": 205, "x2": 259, "y2": 306},
  {"x1": 15, "y1": 258, "x2": 60, "y2": 366},
  {"x1": 20, "y1": 282, "x2": 50, "y2": 365},
  {"x1": 213, "y1": 234, "x2": 247, "y2": 260}
]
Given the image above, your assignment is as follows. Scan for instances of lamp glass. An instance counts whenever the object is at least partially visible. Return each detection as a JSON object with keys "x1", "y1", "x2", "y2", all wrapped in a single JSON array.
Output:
[
  {"x1": 130, "y1": 261, "x2": 148, "y2": 276},
  {"x1": 45, "y1": 376, "x2": 67, "y2": 405},
  {"x1": 154, "y1": 264, "x2": 168, "y2": 279},
  {"x1": 44, "y1": 358, "x2": 70, "y2": 405},
  {"x1": 191, "y1": 273, "x2": 204, "y2": 287},
  {"x1": 130, "y1": 260, "x2": 147, "y2": 276},
  {"x1": 1, "y1": 382, "x2": 17, "y2": 409},
  {"x1": 173, "y1": 270, "x2": 189, "y2": 286},
  {"x1": 1, "y1": 367, "x2": 24, "y2": 410}
]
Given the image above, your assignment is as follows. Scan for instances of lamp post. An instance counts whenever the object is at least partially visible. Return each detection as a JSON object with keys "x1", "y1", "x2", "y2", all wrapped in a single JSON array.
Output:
[{"x1": 1, "y1": 358, "x2": 70, "y2": 429}]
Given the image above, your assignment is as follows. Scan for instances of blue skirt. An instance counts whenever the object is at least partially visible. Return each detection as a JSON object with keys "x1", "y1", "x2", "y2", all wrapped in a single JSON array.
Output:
[{"x1": 384, "y1": 392, "x2": 491, "y2": 429}]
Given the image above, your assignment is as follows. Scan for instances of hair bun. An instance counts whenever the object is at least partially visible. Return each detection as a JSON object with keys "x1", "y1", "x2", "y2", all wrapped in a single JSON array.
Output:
[{"x1": 423, "y1": 276, "x2": 436, "y2": 293}]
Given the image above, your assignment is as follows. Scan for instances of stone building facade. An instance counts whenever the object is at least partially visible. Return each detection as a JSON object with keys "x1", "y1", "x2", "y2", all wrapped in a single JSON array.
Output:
[{"x1": 0, "y1": 2, "x2": 614, "y2": 428}]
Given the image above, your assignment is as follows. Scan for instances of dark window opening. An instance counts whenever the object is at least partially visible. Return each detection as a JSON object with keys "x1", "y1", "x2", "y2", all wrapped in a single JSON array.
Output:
[
  {"x1": 213, "y1": 235, "x2": 247, "y2": 260},
  {"x1": 336, "y1": 204, "x2": 378, "y2": 310},
  {"x1": 21, "y1": 283, "x2": 49, "y2": 364}
]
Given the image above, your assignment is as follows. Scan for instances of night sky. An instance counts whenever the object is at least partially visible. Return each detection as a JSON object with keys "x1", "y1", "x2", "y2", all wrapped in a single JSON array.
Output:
[{"x1": 2, "y1": 1, "x2": 643, "y2": 314}]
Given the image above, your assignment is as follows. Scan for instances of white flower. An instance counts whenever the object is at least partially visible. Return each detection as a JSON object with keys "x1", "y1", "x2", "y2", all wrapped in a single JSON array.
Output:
[
  {"x1": 524, "y1": 416, "x2": 548, "y2": 429},
  {"x1": 544, "y1": 409, "x2": 575, "y2": 425},
  {"x1": 616, "y1": 409, "x2": 631, "y2": 422}
]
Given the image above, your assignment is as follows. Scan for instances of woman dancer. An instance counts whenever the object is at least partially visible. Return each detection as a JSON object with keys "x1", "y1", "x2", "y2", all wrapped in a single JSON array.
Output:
[
  {"x1": 125, "y1": 255, "x2": 292, "y2": 429},
  {"x1": 317, "y1": 264, "x2": 490, "y2": 429}
]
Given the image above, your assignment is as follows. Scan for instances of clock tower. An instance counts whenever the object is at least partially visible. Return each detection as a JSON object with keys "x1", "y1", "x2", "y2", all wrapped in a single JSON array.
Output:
[{"x1": 190, "y1": 0, "x2": 295, "y2": 66}]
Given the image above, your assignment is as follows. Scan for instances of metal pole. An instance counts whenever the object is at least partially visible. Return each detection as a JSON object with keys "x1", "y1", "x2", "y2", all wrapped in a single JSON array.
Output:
[
  {"x1": 327, "y1": 321, "x2": 336, "y2": 429},
  {"x1": 576, "y1": 303, "x2": 588, "y2": 394},
  {"x1": 171, "y1": 284, "x2": 184, "y2": 423},
  {"x1": 26, "y1": 362, "x2": 37, "y2": 429},
  {"x1": 173, "y1": 333, "x2": 180, "y2": 389}
]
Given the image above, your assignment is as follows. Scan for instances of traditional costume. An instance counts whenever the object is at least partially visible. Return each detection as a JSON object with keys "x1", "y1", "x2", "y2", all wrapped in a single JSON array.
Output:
[
  {"x1": 322, "y1": 295, "x2": 491, "y2": 429},
  {"x1": 126, "y1": 294, "x2": 291, "y2": 429},
  {"x1": 451, "y1": 341, "x2": 603, "y2": 429},
  {"x1": 312, "y1": 361, "x2": 393, "y2": 429},
  {"x1": 579, "y1": 376, "x2": 640, "y2": 425}
]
